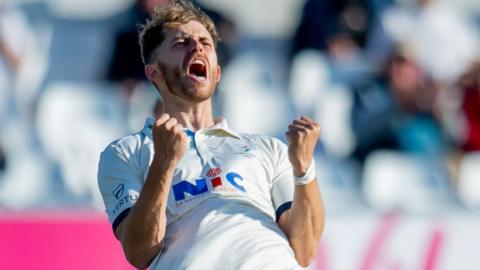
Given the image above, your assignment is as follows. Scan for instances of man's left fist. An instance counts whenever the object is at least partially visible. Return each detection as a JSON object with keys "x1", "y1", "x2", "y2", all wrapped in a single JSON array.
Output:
[{"x1": 285, "y1": 116, "x2": 321, "y2": 177}]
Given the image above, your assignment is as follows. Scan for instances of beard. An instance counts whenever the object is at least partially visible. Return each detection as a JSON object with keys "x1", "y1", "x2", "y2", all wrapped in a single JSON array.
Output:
[{"x1": 158, "y1": 63, "x2": 219, "y2": 103}]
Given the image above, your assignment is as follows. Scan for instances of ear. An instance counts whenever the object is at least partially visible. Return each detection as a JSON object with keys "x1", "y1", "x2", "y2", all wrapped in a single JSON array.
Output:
[
  {"x1": 145, "y1": 64, "x2": 163, "y2": 82},
  {"x1": 215, "y1": 65, "x2": 222, "y2": 83}
]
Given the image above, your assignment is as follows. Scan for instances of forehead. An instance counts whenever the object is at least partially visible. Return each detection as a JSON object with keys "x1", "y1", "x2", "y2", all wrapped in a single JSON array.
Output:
[{"x1": 164, "y1": 20, "x2": 213, "y2": 41}]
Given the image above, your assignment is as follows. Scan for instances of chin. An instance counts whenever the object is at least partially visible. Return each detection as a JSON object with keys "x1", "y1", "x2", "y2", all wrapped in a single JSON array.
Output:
[
  {"x1": 183, "y1": 87, "x2": 215, "y2": 103},
  {"x1": 182, "y1": 81, "x2": 217, "y2": 102}
]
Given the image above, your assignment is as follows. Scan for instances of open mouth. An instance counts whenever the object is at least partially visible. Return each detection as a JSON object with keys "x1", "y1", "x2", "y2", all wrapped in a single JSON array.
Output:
[{"x1": 187, "y1": 59, "x2": 207, "y2": 81}]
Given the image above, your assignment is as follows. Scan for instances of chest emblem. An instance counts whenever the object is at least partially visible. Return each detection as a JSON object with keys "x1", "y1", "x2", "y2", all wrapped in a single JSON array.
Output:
[{"x1": 172, "y1": 167, "x2": 246, "y2": 204}]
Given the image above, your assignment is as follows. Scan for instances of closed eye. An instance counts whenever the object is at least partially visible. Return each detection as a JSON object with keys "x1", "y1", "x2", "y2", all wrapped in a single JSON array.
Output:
[
  {"x1": 171, "y1": 37, "x2": 212, "y2": 48},
  {"x1": 200, "y1": 38, "x2": 213, "y2": 48},
  {"x1": 172, "y1": 38, "x2": 190, "y2": 48},
  {"x1": 174, "y1": 40, "x2": 185, "y2": 47}
]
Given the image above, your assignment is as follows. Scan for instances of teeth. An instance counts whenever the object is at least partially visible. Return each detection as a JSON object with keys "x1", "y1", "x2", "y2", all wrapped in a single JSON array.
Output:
[
  {"x1": 192, "y1": 59, "x2": 205, "y2": 66},
  {"x1": 191, "y1": 74, "x2": 206, "y2": 81}
]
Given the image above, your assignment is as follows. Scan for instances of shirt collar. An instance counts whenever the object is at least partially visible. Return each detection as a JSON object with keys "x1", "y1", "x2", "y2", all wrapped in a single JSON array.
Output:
[
  {"x1": 204, "y1": 117, "x2": 241, "y2": 139},
  {"x1": 141, "y1": 117, "x2": 241, "y2": 140}
]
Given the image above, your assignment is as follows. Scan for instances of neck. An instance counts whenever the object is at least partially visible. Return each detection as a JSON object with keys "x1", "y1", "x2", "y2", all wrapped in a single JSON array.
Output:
[{"x1": 163, "y1": 98, "x2": 215, "y2": 131}]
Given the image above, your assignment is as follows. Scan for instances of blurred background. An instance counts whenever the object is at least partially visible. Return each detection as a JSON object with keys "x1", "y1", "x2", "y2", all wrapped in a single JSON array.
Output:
[{"x1": 0, "y1": 0, "x2": 480, "y2": 269}]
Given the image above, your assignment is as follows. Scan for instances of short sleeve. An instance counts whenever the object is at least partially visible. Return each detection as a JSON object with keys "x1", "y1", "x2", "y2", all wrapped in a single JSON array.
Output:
[
  {"x1": 97, "y1": 142, "x2": 143, "y2": 232},
  {"x1": 270, "y1": 138, "x2": 294, "y2": 221}
]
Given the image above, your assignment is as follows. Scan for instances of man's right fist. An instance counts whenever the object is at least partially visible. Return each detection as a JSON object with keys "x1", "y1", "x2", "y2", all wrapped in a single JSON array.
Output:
[{"x1": 152, "y1": 114, "x2": 187, "y2": 164}]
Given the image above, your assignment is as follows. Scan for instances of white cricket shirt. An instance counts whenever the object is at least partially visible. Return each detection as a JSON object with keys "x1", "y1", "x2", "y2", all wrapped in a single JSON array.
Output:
[{"x1": 98, "y1": 117, "x2": 301, "y2": 269}]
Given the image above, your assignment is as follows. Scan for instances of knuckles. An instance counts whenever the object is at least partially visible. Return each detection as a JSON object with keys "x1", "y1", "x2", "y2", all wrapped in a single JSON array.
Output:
[
  {"x1": 153, "y1": 116, "x2": 181, "y2": 133},
  {"x1": 172, "y1": 124, "x2": 182, "y2": 133},
  {"x1": 166, "y1": 117, "x2": 178, "y2": 126},
  {"x1": 287, "y1": 117, "x2": 322, "y2": 139},
  {"x1": 155, "y1": 113, "x2": 170, "y2": 126}
]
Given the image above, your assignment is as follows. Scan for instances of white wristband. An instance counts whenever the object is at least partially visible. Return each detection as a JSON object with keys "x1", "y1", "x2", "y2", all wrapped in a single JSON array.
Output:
[{"x1": 294, "y1": 160, "x2": 316, "y2": 185}]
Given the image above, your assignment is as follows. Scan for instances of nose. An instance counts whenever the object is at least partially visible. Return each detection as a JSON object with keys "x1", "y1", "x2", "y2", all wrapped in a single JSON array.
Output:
[{"x1": 189, "y1": 38, "x2": 204, "y2": 53}]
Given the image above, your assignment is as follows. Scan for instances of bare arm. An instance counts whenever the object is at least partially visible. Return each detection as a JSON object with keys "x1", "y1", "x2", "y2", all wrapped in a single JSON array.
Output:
[
  {"x1": 278, "y1": 116, "x2": 325, "y2": 267},
  {"x1": 278, "y1": 180, "x2": 324, "y2": 267},
  {"x1": 115, "y1": 114, "x2": 186, "y2": 269}
]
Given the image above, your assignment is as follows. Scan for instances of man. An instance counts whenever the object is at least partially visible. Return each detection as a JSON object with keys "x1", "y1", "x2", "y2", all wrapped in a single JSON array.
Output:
[{"x1": 98, "y1": 1, "x2": 324, "y2": 269}]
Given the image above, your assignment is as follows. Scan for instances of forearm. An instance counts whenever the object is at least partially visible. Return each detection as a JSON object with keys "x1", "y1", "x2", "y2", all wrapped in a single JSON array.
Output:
[
  {"x1": 282, "y1": 180, "x2": 324, "y2": 267},
  {"x1": 117, "y1": 158, "x2": 174, "y2": 269}
]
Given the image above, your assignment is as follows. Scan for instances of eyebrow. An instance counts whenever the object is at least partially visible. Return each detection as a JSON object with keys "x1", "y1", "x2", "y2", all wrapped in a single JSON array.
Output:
[{"x1": 174, "y1": 33, "x2": 190, "y2": 39}]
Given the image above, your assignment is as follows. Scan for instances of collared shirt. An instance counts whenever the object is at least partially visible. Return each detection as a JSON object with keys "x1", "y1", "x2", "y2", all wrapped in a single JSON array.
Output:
[{"x1": 98, "y1": 117, "x2": 300, "y2": 269}]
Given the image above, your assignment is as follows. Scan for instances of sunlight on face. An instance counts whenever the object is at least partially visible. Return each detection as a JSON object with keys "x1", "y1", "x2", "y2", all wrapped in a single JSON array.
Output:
[{"x1": 153, "y1": 20, "x2": 221, "y2": 104}]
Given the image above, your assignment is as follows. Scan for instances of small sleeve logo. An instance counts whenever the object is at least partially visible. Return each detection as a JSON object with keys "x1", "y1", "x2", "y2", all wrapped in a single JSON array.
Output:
[{"x1": 112, "y1": 184, "x2": 125, "y2": 200}]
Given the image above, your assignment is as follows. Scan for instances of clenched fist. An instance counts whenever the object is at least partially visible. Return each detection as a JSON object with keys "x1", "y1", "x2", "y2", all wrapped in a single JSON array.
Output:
[
  {"x1": 152, "y1": 113, "x2": 187, "y2": 166},
  {"x1": 285, "y1": 116, "x2": 321, "y2": 177}
]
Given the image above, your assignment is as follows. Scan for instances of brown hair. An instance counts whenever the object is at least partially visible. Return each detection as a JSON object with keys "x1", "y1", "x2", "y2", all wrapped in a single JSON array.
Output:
[{"x1": 139, "y1": 0, "x2": 220, "y2": 64}]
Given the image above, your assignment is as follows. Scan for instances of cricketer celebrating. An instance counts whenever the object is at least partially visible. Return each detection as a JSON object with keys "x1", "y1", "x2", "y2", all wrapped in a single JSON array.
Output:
[{"x1": 98, "y1": 1, "x2": 325, "y2": 269}]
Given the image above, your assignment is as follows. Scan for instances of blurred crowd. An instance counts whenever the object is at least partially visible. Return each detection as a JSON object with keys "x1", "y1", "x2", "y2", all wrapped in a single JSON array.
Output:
[{"x1": 0, "y1": 0, "x2": 479, "y2": 214}]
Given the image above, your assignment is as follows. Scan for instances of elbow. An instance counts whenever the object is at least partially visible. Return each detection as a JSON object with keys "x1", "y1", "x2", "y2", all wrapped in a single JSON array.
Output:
[
  {"x1": 119, "y1": 228, "x2": 165, "y2": 269},
  {"x1": 291, "y1": 236, "x2": 320, "y2": 267},
  {"x1": 125, "y1": 251, "x2": 150, "y2": 270},
  {"x1": 123, "y1": 245, "x2": 154, "y2": 270},
  {"x1": 294, "y1": 225, "x2": 324, "y2": 267},
  {"x1": 296, "y1": 248, "x2": 317, "y2": 267}
]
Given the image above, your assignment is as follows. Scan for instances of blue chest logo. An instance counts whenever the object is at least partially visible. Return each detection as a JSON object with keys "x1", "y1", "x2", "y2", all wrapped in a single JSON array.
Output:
[{"x1": 172, "y1": 168, "x2": 246, "y2": 202}]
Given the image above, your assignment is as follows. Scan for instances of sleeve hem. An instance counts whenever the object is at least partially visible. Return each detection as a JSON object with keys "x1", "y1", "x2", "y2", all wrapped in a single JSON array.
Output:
[
  {"x1": 275, "y1": 201, "x2": 292, "y2": 221},
  {"x1": 112, "y1": 208, "x2": 131, "y2": 238}
]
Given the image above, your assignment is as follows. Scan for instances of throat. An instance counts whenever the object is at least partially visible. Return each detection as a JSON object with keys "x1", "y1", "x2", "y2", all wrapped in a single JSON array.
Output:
[{"x1": 163, "y1": 101, "x2": 215, "y2": 131}]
